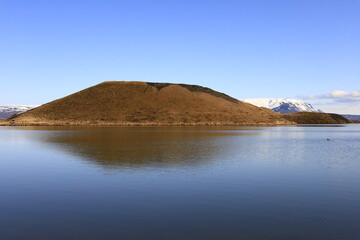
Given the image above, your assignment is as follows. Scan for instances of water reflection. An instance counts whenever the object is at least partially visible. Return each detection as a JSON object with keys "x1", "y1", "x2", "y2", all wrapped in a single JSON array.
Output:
[
  {"x1": 26, "y1": 127, "x2": 259, "y2": 168},
  {"x1": 1, "y1": 126, "x2": 360, "y2": 240}
]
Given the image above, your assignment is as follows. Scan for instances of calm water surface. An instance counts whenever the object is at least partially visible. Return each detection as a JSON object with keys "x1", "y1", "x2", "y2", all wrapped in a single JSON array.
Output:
[{"x1": 1, "y1": 125, "x2": 360, "y2": 240}]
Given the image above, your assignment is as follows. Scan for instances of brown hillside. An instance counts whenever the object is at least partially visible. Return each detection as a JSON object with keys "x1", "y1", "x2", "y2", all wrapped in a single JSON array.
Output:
[
  {"x1": 282, "y1": 112, "x2": 351, "y2": 124},
  {"x1": 7, "y1": 81, "x2": 293, "y2": 126}
]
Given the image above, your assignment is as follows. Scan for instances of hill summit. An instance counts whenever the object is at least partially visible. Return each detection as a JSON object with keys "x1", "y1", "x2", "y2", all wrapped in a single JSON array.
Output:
[{"x1": 6, "y1": 81, "x2": 292, "y2": 126}]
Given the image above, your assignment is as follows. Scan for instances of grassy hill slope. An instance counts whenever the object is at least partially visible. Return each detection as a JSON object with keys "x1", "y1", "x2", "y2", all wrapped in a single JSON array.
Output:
[{"x1": 7, "y1": 81, "x2": 292, "y2": 126}]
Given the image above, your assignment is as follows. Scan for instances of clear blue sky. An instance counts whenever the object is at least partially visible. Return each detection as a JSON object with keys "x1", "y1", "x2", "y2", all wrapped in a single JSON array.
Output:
[{"x1": 1, "y1": 0, "x2": 359, "y2": 113}]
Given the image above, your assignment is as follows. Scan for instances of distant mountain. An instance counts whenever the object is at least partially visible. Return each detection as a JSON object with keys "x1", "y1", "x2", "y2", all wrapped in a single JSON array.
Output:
[
  {"x1": 243, "y1": 98, "x2": 322, "y2": 114},
  {"x1": 342, "y1": 114, "x2": 360, "y2": 121},
  {"x1": 0, "y1": 105, "x2": 38, "y2": 120}
]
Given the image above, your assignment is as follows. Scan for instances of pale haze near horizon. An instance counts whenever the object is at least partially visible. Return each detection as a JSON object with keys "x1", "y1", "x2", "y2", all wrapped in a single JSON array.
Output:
[{"x1": 1, "y1": 0, "x2": 359, "y2": 114}]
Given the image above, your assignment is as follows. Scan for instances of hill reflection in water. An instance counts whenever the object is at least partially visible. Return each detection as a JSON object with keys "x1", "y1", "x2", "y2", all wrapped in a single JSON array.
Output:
[
  {"x1": 3, "y1": 126, "x2": 360, "y2": 239},
  {"x1": 26, "y1": 126, "x2": 260, "y2": 168}
]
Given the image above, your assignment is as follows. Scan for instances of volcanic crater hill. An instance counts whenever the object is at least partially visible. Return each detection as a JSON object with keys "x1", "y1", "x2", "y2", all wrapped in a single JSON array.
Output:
[
  {"x1": 5, "y1": 81, "x2": 293, "y2": 126},
  {"x1": 282, "y1": 112, "x2": 352, "y2": 124}
]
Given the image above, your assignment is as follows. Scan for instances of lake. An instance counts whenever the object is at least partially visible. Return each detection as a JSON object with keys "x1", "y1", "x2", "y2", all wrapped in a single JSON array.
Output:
[{"x1": 1, "y1": 125, "x2": 360, "y2": 240}]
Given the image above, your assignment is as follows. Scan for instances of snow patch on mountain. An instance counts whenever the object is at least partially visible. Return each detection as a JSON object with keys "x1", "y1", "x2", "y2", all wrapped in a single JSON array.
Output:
[
  {"x1": 0, "y1": 105, "x2": 39, "y2": 119},
  {"x1": 243, "y1": 98, "x2": 322, "y2": 114}
]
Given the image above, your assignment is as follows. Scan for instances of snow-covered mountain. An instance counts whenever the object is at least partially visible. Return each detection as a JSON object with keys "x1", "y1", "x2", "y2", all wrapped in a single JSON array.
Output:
[
  {"x1": 243, "y1": 98, "x2": 322, "y2": 114},
  {"x1": 0, "y1": 105, "x2": 38, "y2": 119}
]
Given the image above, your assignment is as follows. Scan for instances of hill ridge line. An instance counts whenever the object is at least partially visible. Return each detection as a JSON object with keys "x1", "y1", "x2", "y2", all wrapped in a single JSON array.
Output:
[{"x1": 146, "y1": 82, "x2": 239, "y2": 103}]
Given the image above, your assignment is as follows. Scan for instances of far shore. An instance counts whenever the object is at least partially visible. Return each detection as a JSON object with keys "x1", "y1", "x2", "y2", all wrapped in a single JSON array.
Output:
[
  {"x1": 0, "y1": 120, "x2": 295, "y2": 127},
  {"x1": 1, "y1": 120, "x2": 358, "y2": 127}
]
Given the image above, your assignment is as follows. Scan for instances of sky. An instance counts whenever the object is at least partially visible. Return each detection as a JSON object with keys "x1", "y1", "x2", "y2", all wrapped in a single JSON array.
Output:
[{"x1": 1, "y1": 0, "x2": 359, "y2": 114}]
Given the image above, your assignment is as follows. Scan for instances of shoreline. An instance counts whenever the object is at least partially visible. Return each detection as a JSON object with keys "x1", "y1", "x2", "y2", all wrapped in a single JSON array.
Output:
[{"x1": 0, "y1": 120, "x2": 295, "y2": 127}]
